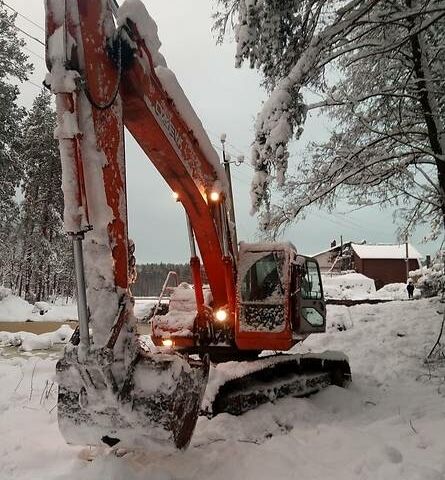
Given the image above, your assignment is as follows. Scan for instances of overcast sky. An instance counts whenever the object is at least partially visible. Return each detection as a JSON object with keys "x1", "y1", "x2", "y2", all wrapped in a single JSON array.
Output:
[{"x1": 11, "y1": 0, "x2": 443, "y2": 262}]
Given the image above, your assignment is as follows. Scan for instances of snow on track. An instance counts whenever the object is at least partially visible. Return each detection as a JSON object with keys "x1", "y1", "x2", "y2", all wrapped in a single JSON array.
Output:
[{"x1": 0, "y1": 298, "x2": 444, "y2": 480}]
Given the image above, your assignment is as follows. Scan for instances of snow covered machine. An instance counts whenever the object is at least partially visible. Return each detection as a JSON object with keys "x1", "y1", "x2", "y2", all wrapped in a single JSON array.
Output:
[{"x1": 45, "y1": 0, "x2": 351, "y2": 451}]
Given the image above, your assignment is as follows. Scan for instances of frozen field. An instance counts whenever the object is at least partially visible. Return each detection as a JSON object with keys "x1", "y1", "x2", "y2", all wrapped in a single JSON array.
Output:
[{"x1": 0, "y1": 298, "x2": 444, "y2": 480}]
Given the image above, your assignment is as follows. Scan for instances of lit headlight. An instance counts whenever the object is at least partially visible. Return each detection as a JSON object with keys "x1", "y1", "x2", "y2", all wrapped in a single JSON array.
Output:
[
  {"x1": 215, "y1": 309, "x2": 228, "y2": 322},
  {"x1": 162, "y1": 339, "x2": 174, "y2": 347},
  {"x1": 209, "y1": 191, "x2": 220, "y2": 202}
]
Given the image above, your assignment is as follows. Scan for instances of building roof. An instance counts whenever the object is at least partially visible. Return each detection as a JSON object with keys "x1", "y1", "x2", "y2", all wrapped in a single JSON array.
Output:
[
  {"x1": 311, "y1": 242, "x2": 351, "y2": 258},
  {"x1": 351, "y1": 243, "x2": 422, "y2": 260}
]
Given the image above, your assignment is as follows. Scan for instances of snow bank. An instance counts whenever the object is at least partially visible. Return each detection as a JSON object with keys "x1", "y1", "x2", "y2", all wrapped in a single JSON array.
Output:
[
  {"x1": 0, "y1": 324, "x2": 74, "y2": 351},
  {"x1": 322, "y1": 272, "x2": 376, "y2": 300},
  {"x1": 322, "y1": 273, "x2": 423, "y2": 301},
  {"x1": 411, "y1": 263, "x2": 444, "y2": 298},
  {"x1": 0, "y1": 289, "x2": 78, "y2": 322},
  {"x1": 0, "y1": 290, "x2": 173, "y2": 323},
  {"x1": 370, "y1": 282, "x2": 421, "y2": 301},
  {"x1": 0, "y1": 286, "x2": 11, "y2": 300},
  {"x1": 0, "y1": 291, "x2": 34, "y2": 321}
]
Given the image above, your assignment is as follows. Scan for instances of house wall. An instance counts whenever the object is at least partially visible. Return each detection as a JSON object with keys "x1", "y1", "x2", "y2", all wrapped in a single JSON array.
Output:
[
  {"x1": 352, "y1": 253, "x2": 420, "y2": 288},
  {"x1": 313, "y1": 246, "x2": 345, "y2": 272},
  {"x1": 314, "y1": 251, "x2": 338, "y2": 272}
]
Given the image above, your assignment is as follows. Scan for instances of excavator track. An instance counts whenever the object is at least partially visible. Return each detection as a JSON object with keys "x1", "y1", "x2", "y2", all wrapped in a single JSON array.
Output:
[{"x1": 206, "y1": 353, "x2": 351, "y2": 417}]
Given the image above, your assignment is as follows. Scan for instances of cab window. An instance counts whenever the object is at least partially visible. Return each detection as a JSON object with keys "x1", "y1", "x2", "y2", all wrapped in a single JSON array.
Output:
[
  {"x1": 301, "y1": 260, "x2": 323, "y2": 300},
  {"x1": 241, "y1": 252, "x2": 285, "y2": 302}
]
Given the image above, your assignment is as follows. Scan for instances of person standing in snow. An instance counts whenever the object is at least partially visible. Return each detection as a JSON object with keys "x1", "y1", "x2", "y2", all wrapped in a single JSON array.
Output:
[{"x1": 406, "y1": 280, "x2": 414, "y2": 299}]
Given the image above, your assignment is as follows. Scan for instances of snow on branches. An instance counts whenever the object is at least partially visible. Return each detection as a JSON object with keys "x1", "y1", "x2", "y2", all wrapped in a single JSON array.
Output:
[{"x1": 215, "y1": 0, "x2": 445, "y2": 237}]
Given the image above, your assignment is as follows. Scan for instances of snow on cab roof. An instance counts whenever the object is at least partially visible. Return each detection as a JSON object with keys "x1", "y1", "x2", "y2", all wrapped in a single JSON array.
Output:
[
  {"x1": 351, "y1": 243, "x2": 422, "y2": 260},
  {"x1": 239, "y1": 241, "x2": 297, "y2": 253}
]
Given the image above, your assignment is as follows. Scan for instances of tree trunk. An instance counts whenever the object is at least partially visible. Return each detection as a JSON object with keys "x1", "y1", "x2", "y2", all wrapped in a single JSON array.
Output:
[{"x1": 407, "y1": 0, "x2": 445, "y2": 229}]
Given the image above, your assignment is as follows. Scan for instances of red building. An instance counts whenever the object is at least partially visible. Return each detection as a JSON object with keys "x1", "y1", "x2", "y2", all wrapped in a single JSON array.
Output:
[
  {"x1": 312, "y1": 242, "x2": 422, "y2": 289},
  {"x1": 350, "y1": 243, "x2": 421, "y2": 289}
]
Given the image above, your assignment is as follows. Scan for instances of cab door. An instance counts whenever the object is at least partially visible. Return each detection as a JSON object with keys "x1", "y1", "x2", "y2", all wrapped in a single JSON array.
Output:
[{"x1": 292, "y1": 256, "x2": 326, "y2": 334}]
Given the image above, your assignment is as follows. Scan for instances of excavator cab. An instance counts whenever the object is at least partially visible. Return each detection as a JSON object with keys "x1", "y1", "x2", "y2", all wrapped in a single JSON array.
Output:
[{"x1": 235, "y1": 243, "x2": 326, "y2": 352}]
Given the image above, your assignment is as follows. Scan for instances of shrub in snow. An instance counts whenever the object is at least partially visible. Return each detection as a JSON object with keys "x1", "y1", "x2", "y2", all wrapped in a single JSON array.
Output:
[{"x1": 414, "y1": 263, "x2": 444, "y2": 298}]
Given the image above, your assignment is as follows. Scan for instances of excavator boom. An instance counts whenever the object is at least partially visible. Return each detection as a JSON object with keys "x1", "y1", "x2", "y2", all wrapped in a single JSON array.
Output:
[{"x1": 45, "y1": 0, "x2": 220, "y2": 449}]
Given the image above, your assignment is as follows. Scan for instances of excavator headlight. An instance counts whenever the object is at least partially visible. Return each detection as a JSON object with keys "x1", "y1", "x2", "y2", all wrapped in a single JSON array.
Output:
[
  {"x1": 162, "y1": 339, "x2": 174, "y2": 347},
  {"x1": 172, "y1": 192, "x2": 179, "y2": 201},
  {"x1": 209, "y1": 191, "x2": 220, "y2": 202},
  {"x1": 215, "y1": 309, "x2": 228, "y2": 322}
]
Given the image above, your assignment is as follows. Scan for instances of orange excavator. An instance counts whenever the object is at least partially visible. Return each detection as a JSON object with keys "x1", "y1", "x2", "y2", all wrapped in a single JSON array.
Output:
[{"x1": 45, "y1": 0, "x2": 350, "y2": 451}]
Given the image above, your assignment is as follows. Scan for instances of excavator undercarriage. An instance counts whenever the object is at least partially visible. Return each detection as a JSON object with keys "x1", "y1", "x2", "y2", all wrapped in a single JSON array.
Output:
[{"x1": 46, "y1": 0, "x2": 351, "y2": 452}]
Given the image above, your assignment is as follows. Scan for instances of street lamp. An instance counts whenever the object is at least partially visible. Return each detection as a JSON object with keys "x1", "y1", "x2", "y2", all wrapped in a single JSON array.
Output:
[{"x1": 220, "y1": 134, "x2": 240, "y2": 253}]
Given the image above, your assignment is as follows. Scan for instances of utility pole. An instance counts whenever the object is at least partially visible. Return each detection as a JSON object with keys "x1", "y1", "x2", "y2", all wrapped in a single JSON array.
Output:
[
  {"x1": 405, "y1": 237, "x2": 410, "y2": 282},
  {"x1": 220, "y1": 134, "x2": 243, "y2": 256}
]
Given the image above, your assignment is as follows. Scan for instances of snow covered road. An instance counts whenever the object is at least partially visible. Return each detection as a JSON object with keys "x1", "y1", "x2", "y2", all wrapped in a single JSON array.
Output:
[{"x1": 0, "y1": 298, "x2": 444, "y2": 480}]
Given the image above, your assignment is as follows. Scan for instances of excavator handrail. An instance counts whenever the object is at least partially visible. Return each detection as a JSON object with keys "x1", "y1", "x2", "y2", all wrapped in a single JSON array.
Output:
[{"x1": 153, "y1": 270, "x2": 178, "y2": 316}]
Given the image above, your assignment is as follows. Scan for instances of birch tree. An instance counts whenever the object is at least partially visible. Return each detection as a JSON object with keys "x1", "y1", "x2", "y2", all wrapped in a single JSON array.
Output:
[{"x1": 214, "y1": 0, "x2": 445, "y2": 237}]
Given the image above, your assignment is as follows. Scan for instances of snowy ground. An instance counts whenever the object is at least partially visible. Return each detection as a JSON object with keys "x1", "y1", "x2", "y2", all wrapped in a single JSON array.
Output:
[{"x1": 1, "y1": 298, "x2": 444, "y2": 480}]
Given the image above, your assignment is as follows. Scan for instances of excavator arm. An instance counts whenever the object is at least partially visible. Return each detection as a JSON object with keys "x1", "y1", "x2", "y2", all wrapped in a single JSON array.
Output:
[
  {"x1": 45, "y1": 0, "x2": 236, "y2": 450},
  {"x1": 46, "y1": 0, "x2": 235, "y2": 324}
]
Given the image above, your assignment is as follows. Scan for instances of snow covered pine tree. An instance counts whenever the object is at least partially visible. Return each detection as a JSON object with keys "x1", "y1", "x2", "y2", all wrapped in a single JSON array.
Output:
[
  {"x1": 0, "y1": 4, "x2": 32, "y2": 289},
  {"x1": 17, "y1": 90, "x2": 73, "y2": 301}
]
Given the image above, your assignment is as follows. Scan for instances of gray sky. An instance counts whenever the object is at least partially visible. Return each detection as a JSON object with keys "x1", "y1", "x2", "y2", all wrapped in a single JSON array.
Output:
[{"x1": 12, "y1": 0, "x2": 443, "y2": 263}]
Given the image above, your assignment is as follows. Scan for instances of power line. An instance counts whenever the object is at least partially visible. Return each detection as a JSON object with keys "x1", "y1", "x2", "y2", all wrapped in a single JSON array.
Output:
[
  {"x1": 2, "y1": 1, "x2": 45, "y2": 32},
  {"x1": 26, "y1": 79, "x2": 43, "y2": 90},
  {"x1": 1, "y1": 5, "x2": 45, "y2": 48},
  {"x1": 23, "y1": 45, "x2": 45, "y2": 61},
  {"x1": 309, "y1": 210, "x2": 367, "y2": 233},
  {"x1": 330, "y1": 211, "x2": 366, "y2": 230},
  {"x1": 16, "y1": 25, "x2": 45, "y2": 47}
]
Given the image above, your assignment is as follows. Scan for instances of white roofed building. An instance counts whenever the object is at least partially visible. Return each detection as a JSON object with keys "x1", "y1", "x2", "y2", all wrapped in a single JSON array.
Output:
[
  {"x1": 350, "y1": 243, "x2": 421, "y2": 288},
  {"x1": 312, "y1": 241, "x2": 422, "y2": 289}
]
